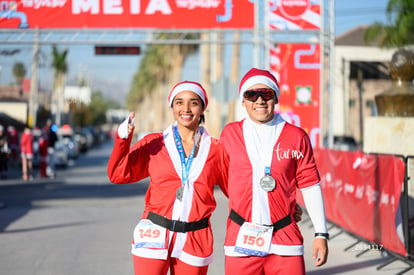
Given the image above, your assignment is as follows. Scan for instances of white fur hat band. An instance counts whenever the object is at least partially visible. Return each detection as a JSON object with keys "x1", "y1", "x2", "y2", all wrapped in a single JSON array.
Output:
[
  {"x1": 239, "y1": 68, "x2": 280, "y2": 102},
  {"x1": 168, "y1": 81, "x2": 208, "y2": 108}
]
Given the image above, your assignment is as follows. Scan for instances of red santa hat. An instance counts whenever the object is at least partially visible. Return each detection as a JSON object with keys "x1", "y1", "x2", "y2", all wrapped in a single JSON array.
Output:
[
  {"x1": 168, "y1": 81, "x2": 208, "y2": 108},
  {"x1": 239, "y1": 68, "x2": 280, "y2": 102}
]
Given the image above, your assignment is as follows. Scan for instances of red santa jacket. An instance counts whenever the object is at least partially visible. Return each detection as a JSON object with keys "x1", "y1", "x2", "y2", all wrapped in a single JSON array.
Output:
[
  {"x1": 220, "y1": 117, "x2": 320, "y2": 256},
  {"x1": 107, "y1": 124, "x2": 228, "y2": 266},
  {"x1": 20, "y1": 130, "x2": 33, "y2": 156}
]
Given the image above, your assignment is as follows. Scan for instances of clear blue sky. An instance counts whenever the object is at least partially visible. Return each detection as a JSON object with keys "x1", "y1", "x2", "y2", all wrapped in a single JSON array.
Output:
[{"x1": 0, "y1": 0, "x2": 390, "y2": 105}]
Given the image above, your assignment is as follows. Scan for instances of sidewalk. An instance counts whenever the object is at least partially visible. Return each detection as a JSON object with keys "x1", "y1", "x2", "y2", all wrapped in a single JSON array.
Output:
[
  {"x1": 210, "y1": 189, "x2": 414, "y2": 275},
  {"x1": 300, "y1": 214, "x2": 414, "y2": 274},
  {"x1": 0, "y1": 161, "x2": 60, "y2": 185}
]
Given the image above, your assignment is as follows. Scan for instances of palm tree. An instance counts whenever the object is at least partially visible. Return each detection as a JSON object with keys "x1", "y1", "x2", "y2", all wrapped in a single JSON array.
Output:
[
  {"x1": 127, "y1": 33, "x2": 199, "y2": 131},
  {"x1": 12, "y1": 62, "x2": 26, "y2": 89},
  {"x1": 51, "y1": 44, "x2": 68, "y2": 126},
  {"x1": 364, "y1": 0, "x2": 414, "y2": 48}
]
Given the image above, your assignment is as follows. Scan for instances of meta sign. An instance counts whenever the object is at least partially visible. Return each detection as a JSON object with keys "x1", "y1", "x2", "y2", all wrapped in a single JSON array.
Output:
[{"x1": 0, "y1": 0, "x2": 254, "y2": 29}]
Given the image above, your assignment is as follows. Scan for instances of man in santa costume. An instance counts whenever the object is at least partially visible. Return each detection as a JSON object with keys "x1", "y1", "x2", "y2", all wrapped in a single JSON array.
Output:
[{"x1": 220, "y1": 68, "x2": 328, "y2": 275}]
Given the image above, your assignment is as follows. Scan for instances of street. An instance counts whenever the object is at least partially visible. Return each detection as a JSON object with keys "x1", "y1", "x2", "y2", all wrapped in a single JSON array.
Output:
[{"x1": 0, "y1": 140, "x2": 413, "y2": 274}]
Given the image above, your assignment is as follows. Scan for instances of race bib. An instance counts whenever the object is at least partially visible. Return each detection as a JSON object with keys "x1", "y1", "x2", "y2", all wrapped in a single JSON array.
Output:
[
  {"x1": 234, "y1": 222, "x2": 273, "y2": 256},
  {"x1": 133, "y1": 219, "x2": 167, "y2": 249}
]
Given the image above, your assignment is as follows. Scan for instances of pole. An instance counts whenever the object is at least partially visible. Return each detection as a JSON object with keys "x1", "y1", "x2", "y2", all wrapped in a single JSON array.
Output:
[
  {"x1": 357, "y1": 67, "x2": 363, "y2": 147},
  {"x1": 326, "y1": 0, "x2": 335, "y2": 148},
  {"x1": 29, "y1": 28, "x2": 39, "y2": 128},
  {"x1": 264, "y1": 0, "x2": 270, "y2": 70},
  {"x1": 319, "y1": 0, "x2": 325, "y2": 147},
  {"x1": 253, "y1": 0, "x2": 260, "y2": 68}
]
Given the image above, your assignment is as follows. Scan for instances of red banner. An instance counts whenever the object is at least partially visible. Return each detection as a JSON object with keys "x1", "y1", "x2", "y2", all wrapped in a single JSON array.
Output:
[
  {"x1": 0, "y1": 0, "x2": 254, "y2": 29},
  {"x1": 300, "y1": 149, "x2": 407, "y2": 257},
  {"x1": 269, "y1": 0, "x2": 320, "y2": 30},
  {"x1": 270, "y1": 43, "x2": 321, "y2": 147}
]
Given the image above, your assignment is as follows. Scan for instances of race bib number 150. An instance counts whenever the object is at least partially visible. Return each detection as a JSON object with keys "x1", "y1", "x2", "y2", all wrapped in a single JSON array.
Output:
[{"x1": 234, "y1": 222, "x2": 273, "y2": 256}]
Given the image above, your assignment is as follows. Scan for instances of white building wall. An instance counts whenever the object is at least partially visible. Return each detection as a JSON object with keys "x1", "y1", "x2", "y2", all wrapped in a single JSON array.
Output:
[{"x1": 333, "y1": 46, "x2": 395, "y2": 137}]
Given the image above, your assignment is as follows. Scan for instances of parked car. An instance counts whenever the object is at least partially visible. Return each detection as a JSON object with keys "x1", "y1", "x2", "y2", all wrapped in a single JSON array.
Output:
[
  {"x1": 74, "y1": 131, "x2": 88, "y2": 153},
  {"x1": 52, "y1": 139, "x2": 70, "y2": 167},
  {"x1": 80, "y1": 127, "x2": 94, "y2": 150},
  {"x1": 58, "y1": 125, "x2": 80, "y2": 159}
]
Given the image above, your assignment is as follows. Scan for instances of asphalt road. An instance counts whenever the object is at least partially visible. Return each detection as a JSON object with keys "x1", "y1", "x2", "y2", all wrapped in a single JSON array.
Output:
[{"x1": 0, "y1": 140, "x2": 413, "y2": 275}]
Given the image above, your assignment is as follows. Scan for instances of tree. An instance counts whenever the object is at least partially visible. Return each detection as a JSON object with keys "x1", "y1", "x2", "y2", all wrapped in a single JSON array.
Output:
[
  {"x1": 127, "y1": 33, "x2": 199, "y2": 109},
  {"x1": 12, "y1": 62, "x2": 26, "y2": 86},
  {"x1": 364, "y1": 0, "x2": 414, "y2": 48},
  {"x1": 51, "y1": 45, "x2": 68, "y2": 126},
  {"x1": 127, "y1": 33, "x2": 199, "y2": 132},
  {"x1": 71, "y1": 90, "x2": 121, "y2": 128}
]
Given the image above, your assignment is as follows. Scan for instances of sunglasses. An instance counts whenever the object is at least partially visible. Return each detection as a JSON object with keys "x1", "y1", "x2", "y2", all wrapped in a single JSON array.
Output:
[{"x1": 243, "y1": 88, "x2": 276, "y2": 102}]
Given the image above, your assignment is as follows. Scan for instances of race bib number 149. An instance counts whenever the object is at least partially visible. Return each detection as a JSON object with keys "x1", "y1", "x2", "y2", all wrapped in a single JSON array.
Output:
[{"x1": 133, "y1": 219, "x2": 166, "y2": 249}]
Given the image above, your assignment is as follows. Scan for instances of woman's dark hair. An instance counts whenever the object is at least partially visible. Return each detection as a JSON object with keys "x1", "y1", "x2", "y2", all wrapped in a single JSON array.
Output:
[{"x1": 198, "y1": 98, "x2": 206, "y2": 124}]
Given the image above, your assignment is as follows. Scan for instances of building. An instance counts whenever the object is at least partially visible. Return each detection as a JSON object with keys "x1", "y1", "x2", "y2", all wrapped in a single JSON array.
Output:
[{"x1": 333, "y1": 26, "x2": 397, "y2": 147}]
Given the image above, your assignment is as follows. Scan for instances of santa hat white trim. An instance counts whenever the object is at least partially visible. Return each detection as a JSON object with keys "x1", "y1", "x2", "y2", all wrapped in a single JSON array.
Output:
[{"x1": 168, "y1": 82, "x2": 207, "y2": 108}]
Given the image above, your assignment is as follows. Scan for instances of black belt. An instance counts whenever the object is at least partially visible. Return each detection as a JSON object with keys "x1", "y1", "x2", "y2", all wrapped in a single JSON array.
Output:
[
  {"x1": 147, "y1": 212, "x2": 209, "y2": 233},
  {"x1": 229, "y1": 209, "x2": 291, "y2": 232}
]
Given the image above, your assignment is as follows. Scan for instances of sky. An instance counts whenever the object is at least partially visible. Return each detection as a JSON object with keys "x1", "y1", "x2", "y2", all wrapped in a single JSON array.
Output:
[{"x1": 0, "y1": 0, "x2": 391, "y2": 106}]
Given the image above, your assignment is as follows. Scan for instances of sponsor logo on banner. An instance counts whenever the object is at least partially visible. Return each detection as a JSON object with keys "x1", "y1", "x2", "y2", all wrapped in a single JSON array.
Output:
[{"x1": 269, "y1": 0, "x2": 320, "y2": 30}]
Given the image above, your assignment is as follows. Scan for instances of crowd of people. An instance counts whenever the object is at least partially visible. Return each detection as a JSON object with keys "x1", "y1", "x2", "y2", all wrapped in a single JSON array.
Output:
[{"x1": 0, "y1": 121, "x2": 57, "y2": 181}]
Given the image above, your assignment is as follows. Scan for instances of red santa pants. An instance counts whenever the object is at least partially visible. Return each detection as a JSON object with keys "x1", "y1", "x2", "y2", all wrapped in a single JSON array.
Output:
[
  {"x1": 132, "y1": 233, "x2": 208, "y2": 275},
  {"x1": 225, "y1": 254, "x2": 305, "y2": 275},
  {"x1": 133, "y1": 255, "x2": 208, "y2": 275}
]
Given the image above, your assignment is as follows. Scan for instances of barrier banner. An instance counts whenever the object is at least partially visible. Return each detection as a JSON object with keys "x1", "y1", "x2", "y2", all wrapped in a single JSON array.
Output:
[
  {"x1": 299, "y1": 149, "x2": 407, "y2": 257},
  {"x1": 0, "y1": 0, "x2": 254, "y2": 29},
  {"x1": 268, "y1": 0, "x2": 320, "y2": 30},
  {"x1": 270, "y1": 43, "x2": 321, "y2": 147}
]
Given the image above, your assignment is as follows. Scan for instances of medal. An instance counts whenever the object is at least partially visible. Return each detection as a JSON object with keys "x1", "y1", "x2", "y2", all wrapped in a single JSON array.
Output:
[
  {"x1": 173, "y1": 126, "x2": 199, "y2": 202},
  {"x1": 176, "y1": 186, "x2": 184, "y2": 201},
  {"x1": 260, "y1": 175, "x2": 276, "y2": 192}
]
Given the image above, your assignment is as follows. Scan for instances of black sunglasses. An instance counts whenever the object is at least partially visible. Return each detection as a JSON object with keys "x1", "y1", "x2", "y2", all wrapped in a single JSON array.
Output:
[{"x1": 243, "y1": 88, "x2": 275, "y2": 102}]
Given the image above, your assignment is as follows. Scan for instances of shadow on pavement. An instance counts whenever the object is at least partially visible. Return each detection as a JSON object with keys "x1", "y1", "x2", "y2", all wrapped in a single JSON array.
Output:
[{"x1": 0, "y1": 140, "x2": 149, "y2": 233}]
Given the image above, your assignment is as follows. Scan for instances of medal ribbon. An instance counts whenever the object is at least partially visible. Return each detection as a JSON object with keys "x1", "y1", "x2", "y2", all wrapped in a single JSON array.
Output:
[
  {"x1": 265, "y1": 166, "x2": 271, "y2": 176},
  {"x1": 173, "y1": 126, "x2": 197, "y2": 189}
]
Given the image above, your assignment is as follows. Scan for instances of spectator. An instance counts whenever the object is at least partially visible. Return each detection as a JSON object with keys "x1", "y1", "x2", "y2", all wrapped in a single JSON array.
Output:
[
  {"x1": 20, "y1": 125, "x2": 34, "y2": 181},
  {"x1": 46, "y1": 119, "x2": 58, "y2": 178},
  {"x1": 0, "y1": 125, "x2": 9, "y2": 179},
  {"x1": 38, "y1": 127, "x2": 49, "y2": 178},
  {"x1": 7, "y1": 126, "x2": 19, "y2": 167}
]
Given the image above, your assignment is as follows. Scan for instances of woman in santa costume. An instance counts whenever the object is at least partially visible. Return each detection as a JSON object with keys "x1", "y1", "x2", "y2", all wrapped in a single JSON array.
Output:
[
  {"x1": 220, "y1": 68, "x2": 329, "y2": 275},
  {"x1": 107, "y1": 81, "x2": 229, "y2": 275}
]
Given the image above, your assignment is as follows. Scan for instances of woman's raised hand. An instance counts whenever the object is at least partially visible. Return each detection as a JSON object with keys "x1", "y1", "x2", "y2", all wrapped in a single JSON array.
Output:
[{"x1": 128, "y1": 112, "x2": 135, "y2": 135}]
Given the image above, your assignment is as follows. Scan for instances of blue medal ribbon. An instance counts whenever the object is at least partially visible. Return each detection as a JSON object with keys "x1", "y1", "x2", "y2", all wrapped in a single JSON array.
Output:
[
  {"x1": 265, "y1": 166, "x2": 271, "y2": 176},
  {"x1": 173, "y1": 126, "x2": 197, "y2": 192}
]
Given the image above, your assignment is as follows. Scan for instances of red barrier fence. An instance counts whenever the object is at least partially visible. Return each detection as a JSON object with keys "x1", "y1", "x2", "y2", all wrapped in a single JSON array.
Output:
[{"x1": 299, "y1": 149, "x2": 407, "y2": 257}]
